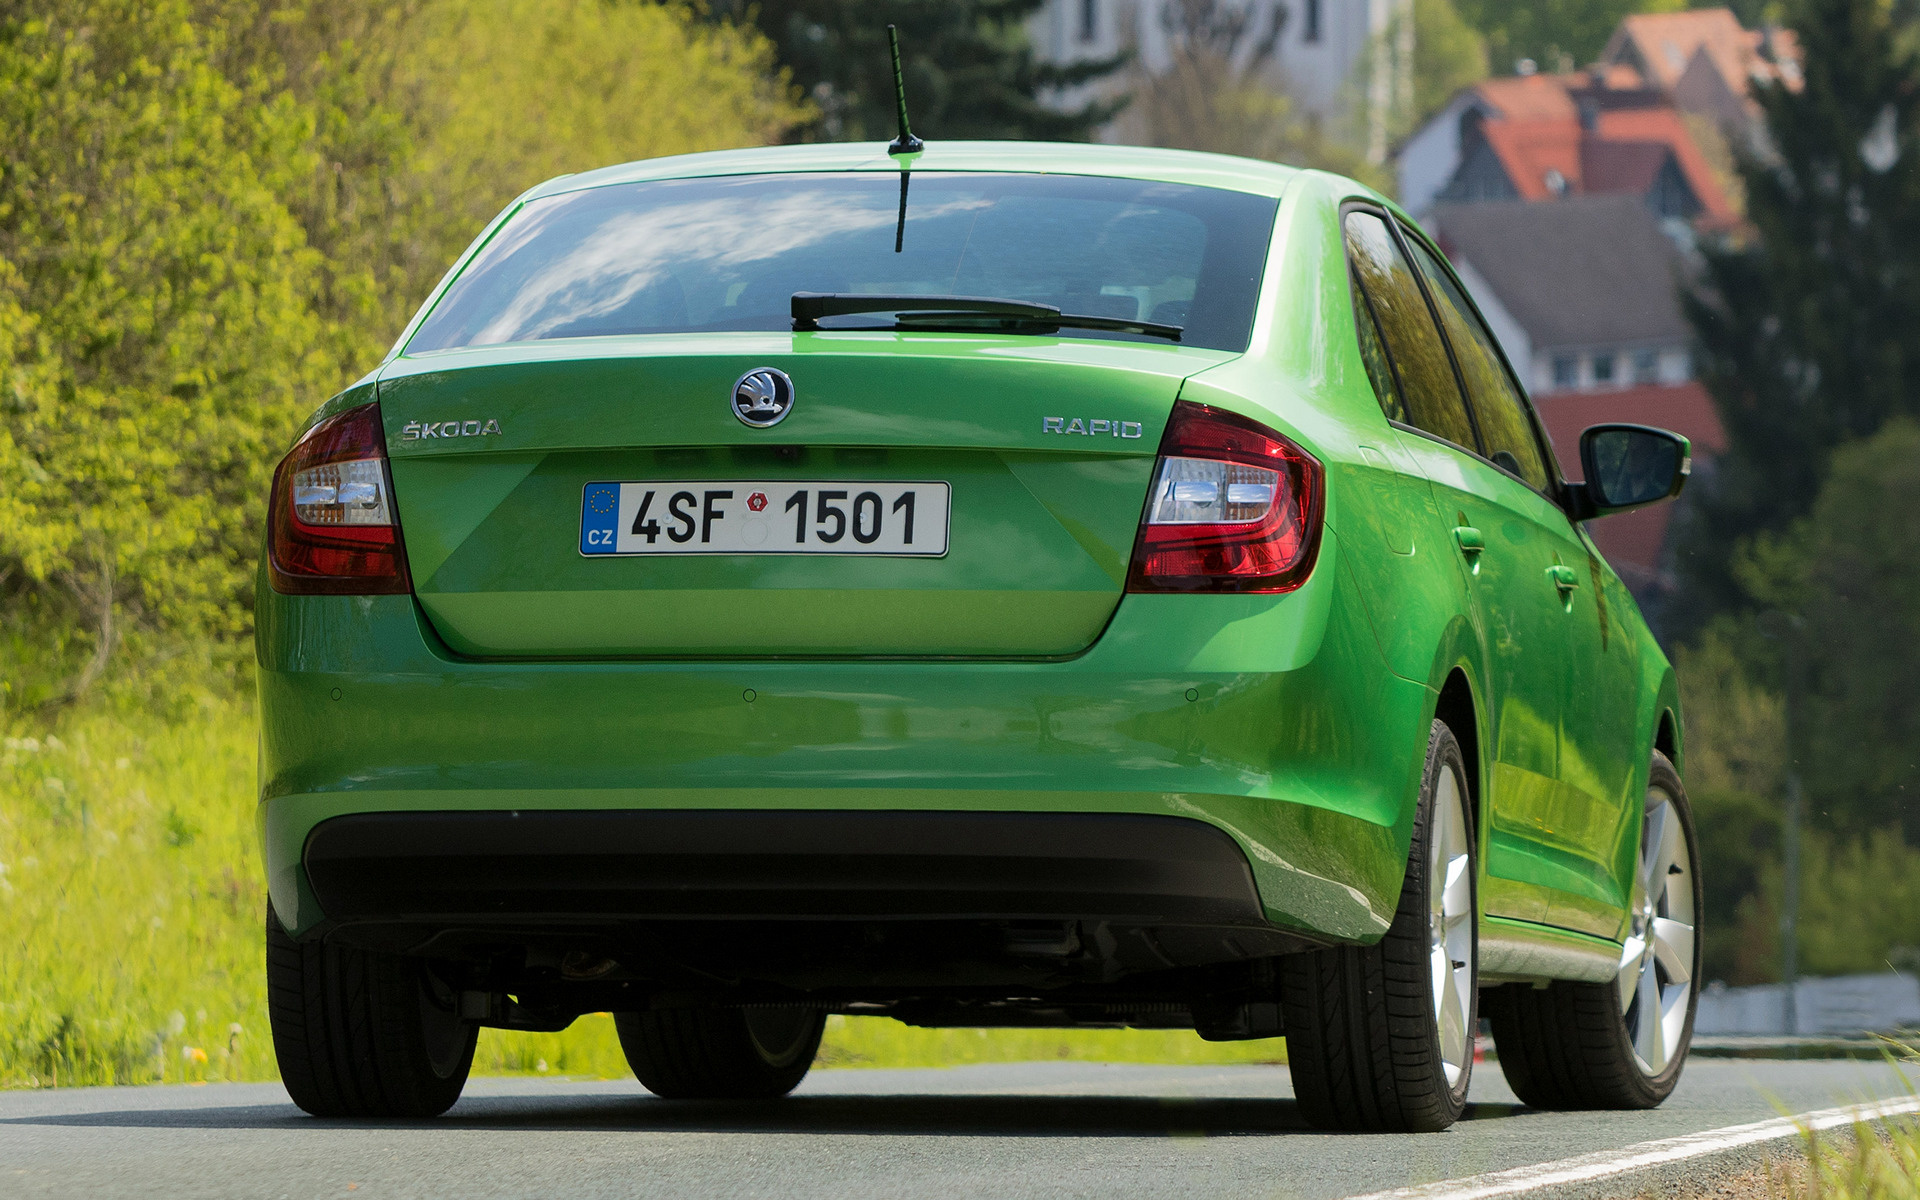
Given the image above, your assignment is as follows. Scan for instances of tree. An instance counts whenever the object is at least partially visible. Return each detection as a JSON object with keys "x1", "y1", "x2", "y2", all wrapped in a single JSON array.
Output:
[
  {"x1": 1352, "y1": 0, "x2": 1490, "y2": 154},
  {"x1": 1127, "y1": 0, "x2": 1384, "y2": 184},
  {"x1": 1674, "y1": 0, "x2": 1920, "y2": 631},
  {"x1": 710, "y1": 0, "x2": 1127, "y2": 143},
  {"x1": 0, "y1": 0, "x2": 809, "y2": 705},
  {"x1": 404, "y1": 0, "x2": 807, "y2": 249},
  {"x1": 1452, "y1": 0, "x2": 1683, "y2": 74},
  {"x1": 0, "y1": 0, "x2": 338, "y2": 702},
  {"x1": 1730, "y1": 419, "x2": 1920, "y2": 838}
]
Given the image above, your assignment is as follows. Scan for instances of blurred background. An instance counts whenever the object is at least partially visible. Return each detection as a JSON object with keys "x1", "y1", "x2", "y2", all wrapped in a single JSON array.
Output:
[{"x1": 1, "y1": 0, "x2": 1914, "y2": 1083}]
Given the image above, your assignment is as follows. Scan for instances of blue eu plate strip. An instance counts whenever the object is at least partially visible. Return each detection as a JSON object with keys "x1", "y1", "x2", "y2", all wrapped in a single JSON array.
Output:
[{"x1": 580, "y1": 483, "x2": 621, "y2": 555}]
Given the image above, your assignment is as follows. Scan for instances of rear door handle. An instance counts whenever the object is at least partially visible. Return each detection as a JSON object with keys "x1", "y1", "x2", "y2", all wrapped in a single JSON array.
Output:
[
  {"x1": 1548, "y1": 564, "x2": 1580, "y2": 593},
  {"x1": 1452, "y1": 526, "x2": 1484, "y2": 555}
]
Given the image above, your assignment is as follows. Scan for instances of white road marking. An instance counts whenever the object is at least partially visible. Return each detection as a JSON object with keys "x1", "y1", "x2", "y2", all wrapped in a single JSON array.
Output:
[{"x1": 1345, "y1": 1096, "x2": 1920, "y2": 1200}]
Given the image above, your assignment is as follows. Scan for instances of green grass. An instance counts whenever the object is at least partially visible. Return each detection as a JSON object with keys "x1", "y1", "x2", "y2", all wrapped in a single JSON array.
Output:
[{"x1": 0, "y1": 694, "x2": 1284, "y2": 1088}]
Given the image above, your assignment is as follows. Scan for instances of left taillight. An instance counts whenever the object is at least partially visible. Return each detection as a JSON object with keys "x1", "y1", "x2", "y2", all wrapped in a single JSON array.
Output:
[
  {"x1": 1126, "y1": 401, "x2": 1325, "y2": 594},
  {"x1": 267, "y1": 402, "x2": 410, "y2": 595}
]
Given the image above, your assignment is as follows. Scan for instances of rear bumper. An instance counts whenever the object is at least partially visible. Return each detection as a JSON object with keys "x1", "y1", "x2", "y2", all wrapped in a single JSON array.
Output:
[
  {"x1": 257, "y1": 529, "x2": 1432, "y2": 948},
  {"x1": 306, "y1": 809, "x2": 1266, "y2": 925}
]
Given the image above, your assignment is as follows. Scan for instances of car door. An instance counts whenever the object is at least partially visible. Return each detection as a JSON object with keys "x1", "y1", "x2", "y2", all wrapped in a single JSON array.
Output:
[
  {"x1": 1342, "y1": 209, "x2": 1565, "y2": 925},
  {"x1": 1400, "y1": 225, "x2": 1636, "y2": 932}
]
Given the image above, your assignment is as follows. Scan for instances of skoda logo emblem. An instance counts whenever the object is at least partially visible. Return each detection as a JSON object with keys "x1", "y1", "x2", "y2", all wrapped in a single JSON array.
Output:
[{"x1": 732, "y1": 368, "x2": 795, "y2": 428}]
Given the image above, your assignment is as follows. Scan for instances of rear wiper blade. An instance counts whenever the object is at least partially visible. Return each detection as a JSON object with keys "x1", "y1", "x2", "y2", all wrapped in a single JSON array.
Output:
[{"x1": 791, "y1": 292, "x2": 1183, "y2": 342}]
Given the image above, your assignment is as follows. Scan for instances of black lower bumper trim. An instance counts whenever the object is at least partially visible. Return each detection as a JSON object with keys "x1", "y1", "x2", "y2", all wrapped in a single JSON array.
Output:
[{"x1": 303, "y1": 810, "x2": 1268, "y2": 926}]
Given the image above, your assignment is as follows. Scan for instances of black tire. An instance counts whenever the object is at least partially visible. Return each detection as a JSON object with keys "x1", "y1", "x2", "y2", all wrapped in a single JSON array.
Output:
[
  {"x1": 264, "y1": 905, "x2": 477, "y2": 1118},
  {"x1": 1486, "y1": 751, "x2": 1700, "y2": 1110},
  {"x1": 1279, "y1": 720, "x2": 1478, "y2": 1132},
  {"x1": 615, "y1": 1007, "x2": 825, "y2": 1100}
]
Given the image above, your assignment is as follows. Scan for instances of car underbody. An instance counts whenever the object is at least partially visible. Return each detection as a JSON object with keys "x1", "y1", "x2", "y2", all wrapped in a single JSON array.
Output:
[{"x1": 302, "y1": 808, "x2": 1323, "y2": 1039}]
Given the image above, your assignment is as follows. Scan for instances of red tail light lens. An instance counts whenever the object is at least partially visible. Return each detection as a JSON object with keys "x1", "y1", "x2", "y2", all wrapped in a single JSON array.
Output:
[
  {"x1": 1126, "y1": 402, "x2": 1324, "y2": 594},
  {"x1": 267, "y1": 402, "x2": 410, "y2": 595}
]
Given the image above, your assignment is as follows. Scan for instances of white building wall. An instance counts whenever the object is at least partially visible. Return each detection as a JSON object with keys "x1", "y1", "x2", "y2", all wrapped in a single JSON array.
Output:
[
  {"x1": 1397, "y1": 93, "x2": 1475, "y2": 216},
  {"x1": 1031, "y1": 0, "x2": 1409, "y2": 146}
]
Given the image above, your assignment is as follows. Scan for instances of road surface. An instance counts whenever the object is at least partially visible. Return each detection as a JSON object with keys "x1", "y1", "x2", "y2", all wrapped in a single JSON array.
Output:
[{"x1": 1, "y1": 1057, "x2": 1911, "y2": 1198}]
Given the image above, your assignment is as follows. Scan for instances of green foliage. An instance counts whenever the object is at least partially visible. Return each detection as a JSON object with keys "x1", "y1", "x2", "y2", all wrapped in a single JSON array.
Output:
[
  {"x1": 711, "y1": 0, "x2": 1126, "y2": 143},
  {"x1": 1678, "y1": 421, "x2": 1920, "y2": 982},
  {"x1": 405, "y1": 0, "x2": 808, "y2": 261},
  {"x1": 1451, "y1": 0, "x2": 1683, "y2": 74},
  {"x1": 0, "y1": 694, "x2": 270, "y2": 1086},
  {"x1": 1676, "y1": 630, "x2": 1790, "y2": 983},
  {"x1": 1723, "y1": 419, "x2": 1920, "y2": 838},
  {"x1": 1775, "y1": 1100, "x2": 1920, "y2": 1200},
  {"x1": 1786, "y1": 421, "x2": 1920, "y2": 836},
  {"x1": 0, "y1": 1, "x2": 341, "y2": 704},
  {"x1": 1413, "y1": 0, "x2": 1492, "y2": 126},
  {"x1": 1678, "y1": 0, "x2": 1920, "y2": 631},
  {"x1": 1354, "y1": 0, "x2": 1490, "y2": 155},
  {"x1": 0, "y1": 0, "x2": 808, "y2": 706},
  {"x1": 1779, "y1": 827, "x2": 1920, "y2": 976}
]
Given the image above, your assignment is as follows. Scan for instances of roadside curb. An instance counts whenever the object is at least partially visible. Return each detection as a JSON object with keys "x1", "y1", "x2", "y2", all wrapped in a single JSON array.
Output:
[{"x1": 1691, "y1": 1036, "x2": 1899, "y2": 1061}]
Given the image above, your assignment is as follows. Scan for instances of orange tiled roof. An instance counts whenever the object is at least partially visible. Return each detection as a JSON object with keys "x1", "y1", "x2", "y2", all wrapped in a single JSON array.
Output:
[
  {"x1": 1605, "y1": 7, "x2": 1802, "y2": 98},
  {"x1": 1479, "y1": 119, "x2": 1582, "y2": 200},
  {"x1": 1469, "y1": 102, "x2": 1733, "y2": 221},
  {"x1": 1473, "y1": 74, "x2": 1579, "y2": 121},
  {"x1": 1593, "y1": 108, "x2": 1735, "y2": 221}
]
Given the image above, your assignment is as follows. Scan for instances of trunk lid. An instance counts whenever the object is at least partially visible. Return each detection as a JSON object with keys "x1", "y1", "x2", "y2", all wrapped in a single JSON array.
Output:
[{"x1": 380, "y1": 335, "x2": 1232, "y2": 657}]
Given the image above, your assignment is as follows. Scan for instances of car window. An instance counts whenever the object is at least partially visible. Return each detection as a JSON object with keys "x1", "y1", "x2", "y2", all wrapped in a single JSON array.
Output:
[
  {"x1": 407, "y1": 172, "x2": 1280, "y2": 354},
  {"x1": 1401, "y1": 232, "x2": 1555, "y2": 493},
  {"x1": 1341, "y1": 211, "x2": 1477, "y2": 450},
  {"x1": 1348, "y1": 267, "x2": 1408, "y2": 424}
]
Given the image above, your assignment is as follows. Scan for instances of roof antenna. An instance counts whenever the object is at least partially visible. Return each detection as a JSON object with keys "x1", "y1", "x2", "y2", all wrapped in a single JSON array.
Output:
[{"x1": 886, "y1": 25, "x2": 922, "y2": 155}]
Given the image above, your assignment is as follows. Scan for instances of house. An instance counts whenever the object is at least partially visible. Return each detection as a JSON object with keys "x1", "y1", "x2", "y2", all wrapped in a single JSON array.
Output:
[
  {"x1": 1398, "y1": 7, "x2": 1797, "y2": 219},
  {"x1": 1400, "y1": 67, "x2": 1735, "y2": 222},
  {"x1": 1427, "y1": 195, "x2": 1695, "y2": 395},
  {"x1": 1603, "y1": 8, "x2": 1802, "y2": 132},
  {"x1": 1031, "y1": 0, "x2": 1411, "y2": 157}
]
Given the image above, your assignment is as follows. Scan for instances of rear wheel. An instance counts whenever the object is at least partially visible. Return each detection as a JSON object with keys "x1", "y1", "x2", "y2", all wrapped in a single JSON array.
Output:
[
  {"x1": 1486, "y1": 752, "x2": 1700, "y2": 1109},
  {"x1": 264, "y1": 905, "x2": 476, "y2": 1118},
  {"x1": 1279, "y1": 720, "x2": 1477, "y2": 1132},
  {"x1": 615, "y1": 1007, "x2": 825, "y2": 1100}
]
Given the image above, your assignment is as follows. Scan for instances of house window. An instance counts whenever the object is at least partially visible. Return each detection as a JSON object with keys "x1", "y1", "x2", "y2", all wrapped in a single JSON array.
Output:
[
  {"x1": 1303, "y1": 0, "x2": 1322, "y2": 43},
  {"x1": 1552, "y1": 355, "x2": 1577, "y2": 389},
  {"x1": 1078, "y1": 0, "x2": 1097, "y2": 43},
  {"x1": 1592, "y1": 352, "x2": 1616, "y2": 385},
  {"x1": 1633, "y1": 349, "x2": 1659, "y2": 384}
]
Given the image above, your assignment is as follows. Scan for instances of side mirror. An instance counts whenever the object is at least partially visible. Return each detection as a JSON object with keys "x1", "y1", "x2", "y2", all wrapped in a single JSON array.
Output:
[{"x1": 1570, "y1": 423, "x2": 1691, "y2": 520}]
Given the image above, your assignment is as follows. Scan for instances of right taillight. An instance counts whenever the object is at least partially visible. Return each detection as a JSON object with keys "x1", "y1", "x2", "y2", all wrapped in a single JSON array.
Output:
[
  {"x1": 1126, "y1": 401, "x2": 1324, "y2": 594},
  {"x1": 266, "y1": 402, "x2": 410, "y2": 595}
]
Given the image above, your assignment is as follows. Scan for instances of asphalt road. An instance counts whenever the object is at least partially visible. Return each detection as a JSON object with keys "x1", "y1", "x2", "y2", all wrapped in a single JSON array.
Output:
[{"x1": 0, "y1": 1057, "x2": 1912, "y2": 1199}]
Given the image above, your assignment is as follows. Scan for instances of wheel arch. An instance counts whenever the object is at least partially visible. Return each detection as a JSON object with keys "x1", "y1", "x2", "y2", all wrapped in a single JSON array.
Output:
[
  {"x1": 1432, "y1": 666, "x2": 1483, "y2": 837},
  {"x1": 1648, "y1": 666, "x2": 1684, "y2": 780}
]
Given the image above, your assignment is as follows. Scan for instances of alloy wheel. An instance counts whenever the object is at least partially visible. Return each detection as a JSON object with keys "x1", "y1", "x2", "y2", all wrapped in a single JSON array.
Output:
[
  {"x1": 1428, "y1": 761, "x2": 1475, "y2": 1087},
  {"x1": 1616, "y1": 784, "x2": 1697, "y2": 1075}
]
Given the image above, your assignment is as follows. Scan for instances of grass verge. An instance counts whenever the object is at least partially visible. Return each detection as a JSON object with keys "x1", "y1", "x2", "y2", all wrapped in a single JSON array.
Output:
[{"x1": 2, "y1": 695, "x2": 1286, "y2": 1088}]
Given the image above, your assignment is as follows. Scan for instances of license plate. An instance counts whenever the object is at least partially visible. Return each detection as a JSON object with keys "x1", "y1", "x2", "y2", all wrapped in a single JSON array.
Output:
[{"x1": 580, "y1": 481, "x2": 950, "y2": 556}]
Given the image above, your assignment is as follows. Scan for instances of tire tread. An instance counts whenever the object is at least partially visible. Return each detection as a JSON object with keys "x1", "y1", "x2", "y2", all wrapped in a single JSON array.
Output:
[
  {"x1": 265, "y1": 905, "x2": 474, "y2": 1118},
  {"x1": 1279, "y1": 720, "x2": 1474, "y2": 1132}
]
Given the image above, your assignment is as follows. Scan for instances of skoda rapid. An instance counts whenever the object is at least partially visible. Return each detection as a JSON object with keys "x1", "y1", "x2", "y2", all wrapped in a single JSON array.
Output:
[{"x1": 256, "y1": 142, "x2": 1699, "y2": 1131}]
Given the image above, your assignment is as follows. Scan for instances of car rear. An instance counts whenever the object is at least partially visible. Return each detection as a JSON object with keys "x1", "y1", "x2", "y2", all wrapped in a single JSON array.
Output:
[{"x1": 256, "y1": 146, "x2": 1427, "y2": 1047}]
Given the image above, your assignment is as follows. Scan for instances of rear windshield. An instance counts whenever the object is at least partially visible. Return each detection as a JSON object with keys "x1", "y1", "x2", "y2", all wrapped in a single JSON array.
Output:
[{"x1": 405, "y1": 172, "x2": 1279, "y2": 354}]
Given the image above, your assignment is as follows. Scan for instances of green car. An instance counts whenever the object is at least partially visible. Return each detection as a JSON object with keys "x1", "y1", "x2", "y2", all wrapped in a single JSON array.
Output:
[{"x1": 255, "y1": 141, "x2": 1700, "y2": 1132}]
